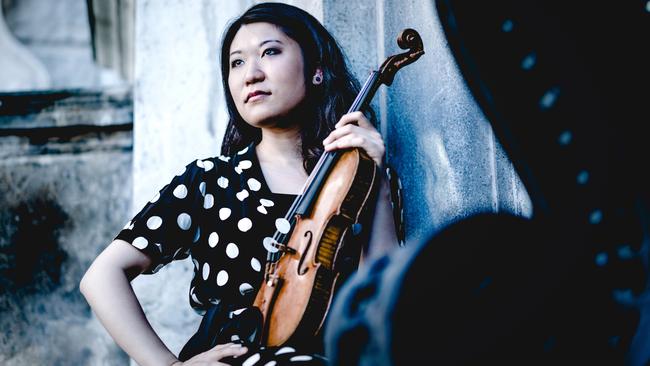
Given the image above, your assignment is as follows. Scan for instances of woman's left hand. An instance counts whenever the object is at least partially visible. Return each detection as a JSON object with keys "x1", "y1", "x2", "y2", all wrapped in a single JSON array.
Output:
[{"x1": 323, "y1": 111, "x2": 385, "y2": 167}]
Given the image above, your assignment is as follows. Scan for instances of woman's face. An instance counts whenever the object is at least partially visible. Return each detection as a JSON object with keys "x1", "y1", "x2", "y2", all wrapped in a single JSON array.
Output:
[{"x1": 228, "y1": 22, "x2": 307, "y2": 128}]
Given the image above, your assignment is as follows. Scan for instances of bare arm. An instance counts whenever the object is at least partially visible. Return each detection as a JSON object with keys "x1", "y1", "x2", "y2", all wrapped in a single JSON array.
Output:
[
  {"x1": 79, "y1": 240, "x2": 180, "y2": 366},
  {"x1": 80, "y1": 240, "x2": 249, "y2": 366},
  {"x1": 363, "y1": 171, "x2": 400, "y2": 262}
]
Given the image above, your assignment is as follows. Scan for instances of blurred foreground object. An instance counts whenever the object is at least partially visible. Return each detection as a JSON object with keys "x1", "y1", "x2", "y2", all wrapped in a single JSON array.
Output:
[{"x1": 325, "y1": 1, "x2": 650, "y2": 364}]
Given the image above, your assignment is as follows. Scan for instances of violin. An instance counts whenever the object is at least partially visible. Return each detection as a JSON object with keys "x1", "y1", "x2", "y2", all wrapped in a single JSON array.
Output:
[{"x1": 254, "y1": 28, "x2": 425, "y2": 347}]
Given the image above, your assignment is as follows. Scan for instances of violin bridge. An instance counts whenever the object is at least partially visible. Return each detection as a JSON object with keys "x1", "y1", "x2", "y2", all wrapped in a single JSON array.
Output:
[{"x1": 275, "y1": 243, "x2": 297, "y2": 255}]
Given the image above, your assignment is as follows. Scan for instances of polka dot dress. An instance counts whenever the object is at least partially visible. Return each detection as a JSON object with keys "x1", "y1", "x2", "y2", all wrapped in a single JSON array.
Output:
[{"x1": 115, "y1": 142, "x2": 327, "y2": 365}]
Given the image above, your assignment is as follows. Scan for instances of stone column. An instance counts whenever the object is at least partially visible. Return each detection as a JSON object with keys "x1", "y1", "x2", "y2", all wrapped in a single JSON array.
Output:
[{"x1": 0, "y1": 4, "x2": 50, "y2": 91}]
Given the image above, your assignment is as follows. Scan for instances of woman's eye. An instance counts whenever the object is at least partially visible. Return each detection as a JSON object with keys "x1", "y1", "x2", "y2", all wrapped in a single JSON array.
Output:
[
  {"x1": 262, "y1": 48, "x2": 280, "y2": 56},
  {"x1": 231, "y1": 59, "x2": 243, "y2": 68}
]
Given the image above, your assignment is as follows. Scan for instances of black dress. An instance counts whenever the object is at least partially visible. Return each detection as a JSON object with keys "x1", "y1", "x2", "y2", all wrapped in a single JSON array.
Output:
[{"x1": 115, "y1": 141, "x2": 327, "y2": 365}]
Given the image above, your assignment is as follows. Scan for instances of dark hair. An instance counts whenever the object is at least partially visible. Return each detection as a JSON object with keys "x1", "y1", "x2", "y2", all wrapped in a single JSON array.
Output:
[{"x1": 219, "y1": 2, "x2": 373, "y2": 172}]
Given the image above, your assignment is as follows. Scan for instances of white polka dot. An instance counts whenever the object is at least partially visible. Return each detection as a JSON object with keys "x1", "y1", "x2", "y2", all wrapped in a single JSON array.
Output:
[
  {"x1": 232, "y1": 307, "x2": 247, "y2": 315},
  {"x1": 263, "y1": 361, "x2": 277, "y2": 366},
  {"x1": 191, "y1": 290, "x2": 203, "y2": 306},
  {"x1": 242, "y1": 353, "x2": 260, "y2": 366},
  {"x1": 239, "y1": 283, "x2": 253, "y2": 295},
  {"x1": 202, "y1": 160, "x2": 214, "y2": 172},
  {"x1": 195, "y1": 159, "x2": 204, "y2": 168},
  {"x1": 275, "y1": 346, "x2": 296, "y2": 355},
  {"x1": 260, "y1": 199, "x2": 274, "y2": 207},
  {"x1": 226, "y1": 243, "x2": 239, "y2": 258},
  {"x1": 275, "y1": 218, "x2": 291, "y2": 234},
  {"x1": 123, "y1": 220, "x2": 133, "y2": 230},
  {"x1": 289, "y1": 355, "x2": 313, "y2": 362},
  {"x1": 263, "y1": 237, "x2": 279, "y2": 253},
  {"x1": 202, "y1": 263, "x2": 210, "y2": 280},
  {"x1": 150, "y1": 192, "x2": 160, "y2": 203},
  {"x1": 208, "y1": 232, "x2": 219, "y2": 247},
  {"x1": 234, "y1": 167, "x2": 243, "y2": 174},
  {"x1": 237, "y1": 146, "x2": 249, "y2": 155},
  {"x1": 217, "y1": 176, "x2": 229, "y2": 188},
  {"x1": 236, "y1": 189, "x2": 249, "y2": 201},
  {"x1": 216, "y1": 270, "x2": 229, "y2": 286},
  {"x1": 146, "y1": 216, "x2": 162, "y2": 230},
  {"x1": 199, "y1": 182, "x2": 206, "y2": 196},
  {"x1": 173, "y1": 184, "x2": 188, "y2": 199},
  {"x1": 177, "y1": 213, "x2": 192, "y2": 230},
  {"x1": 257, "y1": 205, "x2": 268, "y2": 215},
  {"x1": 204, "y1": 194, "x2": 214, "y2": 209},
  {"x1": 238, "y1": 218, "x2": 252, "y2": 232},
  {"x1": 251, "y1": 257, "x2": 262, "y2": 272},
  {"x1": 238, "y1": 160, "x2": 252, "y2": 170},
  {"x1": 193, "y1": 227, "x2": 201, "y2": 243},
  {"x1": 247, "y1": 178, "x2": 261, "y2": 191},
  {"x1": 218, "y1": 155, "x2": 230, "y2": 162},
  {"x1": 219, "y1": 207, "x2": 231, "y2": 220},
  {"x1": 132, "y1": 236, "x2": 148, "y2": 249}
]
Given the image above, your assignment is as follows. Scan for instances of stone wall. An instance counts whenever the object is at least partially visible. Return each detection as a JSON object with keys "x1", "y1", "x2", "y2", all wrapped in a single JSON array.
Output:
[{"x1": 0, "y1": 88, "x2": 133, "y2": 365}]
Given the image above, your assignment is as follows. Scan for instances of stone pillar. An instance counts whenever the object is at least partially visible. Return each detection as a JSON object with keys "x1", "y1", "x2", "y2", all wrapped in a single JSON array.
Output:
[
  {"x1": 0, "y1": 5, "x2": 50, "y2": 91},
  {"x1": 131, "y1": 1, "x2": 251, "y2": 360},
  {"x1": 1, "y1": 0, "x2": 121, "y2": 90},
  {"x1": 324, "y1": 0, "x2": 531, "y2": 247}
]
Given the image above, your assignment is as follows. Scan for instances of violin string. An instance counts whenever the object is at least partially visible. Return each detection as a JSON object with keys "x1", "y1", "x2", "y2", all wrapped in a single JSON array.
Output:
[
  {"x1": 263, "y1": 150, "x2": 335, "y2": 279},
  {"x1": 261, "y1": 82, "x2": 373, "y2": 279}
]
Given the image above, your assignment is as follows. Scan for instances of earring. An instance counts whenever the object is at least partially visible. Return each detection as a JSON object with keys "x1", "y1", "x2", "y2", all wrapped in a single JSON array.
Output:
[{"x1": 313, "y1": 71, "x2": 323, "y2": 85}]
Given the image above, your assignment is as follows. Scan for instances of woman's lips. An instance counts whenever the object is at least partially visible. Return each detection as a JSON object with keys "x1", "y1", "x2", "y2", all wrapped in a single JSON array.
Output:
[{"x1": 246, "y1": 91, "x2": 271, "y2": 103}]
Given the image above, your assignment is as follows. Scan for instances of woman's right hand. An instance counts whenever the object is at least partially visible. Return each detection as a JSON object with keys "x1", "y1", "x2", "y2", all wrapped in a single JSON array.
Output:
[{"x1": 171, "y1": 343, "x2": 249, "y2": 365}]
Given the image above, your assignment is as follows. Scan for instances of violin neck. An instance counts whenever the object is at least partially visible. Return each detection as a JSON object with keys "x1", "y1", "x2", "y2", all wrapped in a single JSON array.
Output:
[{"x1": 349, "y1": 70, "x2": 381, "y2": 114}]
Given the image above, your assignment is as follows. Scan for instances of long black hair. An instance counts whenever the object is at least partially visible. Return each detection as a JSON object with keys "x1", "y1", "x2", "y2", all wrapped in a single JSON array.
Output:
[{"x1": 219, "y1": 2, "x2": 373, "y2": 173}]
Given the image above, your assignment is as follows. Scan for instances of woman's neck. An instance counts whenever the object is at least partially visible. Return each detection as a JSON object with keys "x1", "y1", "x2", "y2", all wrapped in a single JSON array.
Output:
[{"x1": 256, "y1": 125, "x2": 303, "y2": 165}]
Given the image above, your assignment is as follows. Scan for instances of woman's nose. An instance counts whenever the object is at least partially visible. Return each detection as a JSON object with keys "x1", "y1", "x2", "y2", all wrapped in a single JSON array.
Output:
[{"x1": 244, "y1": 62, "x2": 265, "y2": 85}]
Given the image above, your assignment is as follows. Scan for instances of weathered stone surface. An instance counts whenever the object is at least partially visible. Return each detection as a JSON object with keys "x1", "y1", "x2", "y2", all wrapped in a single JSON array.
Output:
[{"x1": 0, "y1": 89, "x2": 133, "y2": 365}]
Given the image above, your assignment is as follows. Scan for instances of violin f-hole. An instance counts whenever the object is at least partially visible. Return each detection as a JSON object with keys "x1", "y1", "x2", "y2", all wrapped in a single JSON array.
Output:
[{"x1": 297, "y1": 231, "x2": 313, "y2": 275}]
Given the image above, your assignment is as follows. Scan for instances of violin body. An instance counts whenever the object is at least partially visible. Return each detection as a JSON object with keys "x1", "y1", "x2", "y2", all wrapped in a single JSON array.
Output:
[{"x1": 254, "y1": 148, "x2": 377, "y2": 346}]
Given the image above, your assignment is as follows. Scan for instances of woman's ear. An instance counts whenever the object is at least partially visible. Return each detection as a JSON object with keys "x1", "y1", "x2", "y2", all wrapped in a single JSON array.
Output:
[{"x1": 312, "y1": 68, "x2": 323, "y2": 85}]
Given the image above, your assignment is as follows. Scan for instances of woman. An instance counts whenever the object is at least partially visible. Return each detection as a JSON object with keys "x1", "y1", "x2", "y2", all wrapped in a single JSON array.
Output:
[{"x1": 80, "y1": 3, "x2": 398, "y2": 365}]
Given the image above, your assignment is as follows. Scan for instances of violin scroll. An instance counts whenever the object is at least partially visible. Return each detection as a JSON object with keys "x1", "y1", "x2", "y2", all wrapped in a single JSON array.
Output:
[
  {"x1": 397, "y1": 28, "x2": 423, "y2": 51},
  {"x1": 379, "y1": 28, "x2": 425, "y2": 86}
]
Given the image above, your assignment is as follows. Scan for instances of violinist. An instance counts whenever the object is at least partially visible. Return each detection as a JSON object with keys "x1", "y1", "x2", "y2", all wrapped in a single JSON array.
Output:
[{"x1": 80, "y1": 2, "x2": 399, "y2": 365}]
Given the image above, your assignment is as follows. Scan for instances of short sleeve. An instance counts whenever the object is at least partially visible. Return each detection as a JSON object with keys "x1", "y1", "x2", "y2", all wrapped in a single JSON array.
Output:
[{"x1": 115, "y1": 160, "x2": 206, "y2": 274}]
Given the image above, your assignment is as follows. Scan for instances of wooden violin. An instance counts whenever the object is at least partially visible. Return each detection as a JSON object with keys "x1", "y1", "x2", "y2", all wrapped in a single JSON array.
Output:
[{"x1": 253, "y1": 28, "x2": 425, "y2": 346}]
